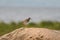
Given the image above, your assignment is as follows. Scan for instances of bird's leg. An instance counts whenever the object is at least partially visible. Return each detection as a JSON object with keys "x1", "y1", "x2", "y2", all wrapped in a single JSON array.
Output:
[{"x1": 24, "y1": 24, "x2": 27, "y2": 28}]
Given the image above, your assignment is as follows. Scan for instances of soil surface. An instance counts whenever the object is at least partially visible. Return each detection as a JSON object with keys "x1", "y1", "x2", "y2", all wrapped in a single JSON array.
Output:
[{"x1": 0, "y1": 28, "x2": 60, "y2": 40}]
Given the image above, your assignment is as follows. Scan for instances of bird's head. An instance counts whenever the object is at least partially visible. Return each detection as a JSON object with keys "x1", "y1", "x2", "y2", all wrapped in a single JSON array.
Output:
[{"x1": 28, "y1": 17, "x2": 31, "y2": 19}]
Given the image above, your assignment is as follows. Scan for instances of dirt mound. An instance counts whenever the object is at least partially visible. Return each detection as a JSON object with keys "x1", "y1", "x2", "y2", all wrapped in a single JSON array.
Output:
[{"x1": 0, "y1": 28, "x2": 60, "y2": 40}]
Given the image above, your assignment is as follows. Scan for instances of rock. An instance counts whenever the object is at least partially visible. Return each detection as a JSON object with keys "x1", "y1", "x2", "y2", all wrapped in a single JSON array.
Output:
[{"x1": 0, "y1": 28, "x2": 60, "y2": 40}]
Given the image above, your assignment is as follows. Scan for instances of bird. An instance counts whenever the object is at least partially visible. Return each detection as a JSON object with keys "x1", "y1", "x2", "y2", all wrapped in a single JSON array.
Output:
[{"x1": 22, "y1": 17, "x2": 31, "y2": 27}]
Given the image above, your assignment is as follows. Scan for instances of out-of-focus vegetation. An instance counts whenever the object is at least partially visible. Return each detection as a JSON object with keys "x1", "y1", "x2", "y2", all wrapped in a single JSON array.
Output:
[{"x1": 0, "y1": 21, "x2": 60, "y2": 36}]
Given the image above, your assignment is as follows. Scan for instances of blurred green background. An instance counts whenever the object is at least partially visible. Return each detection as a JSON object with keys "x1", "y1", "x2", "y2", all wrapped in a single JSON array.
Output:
[{"x1": 0, "y1": 21, "x2": 60, "y2": 36}]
